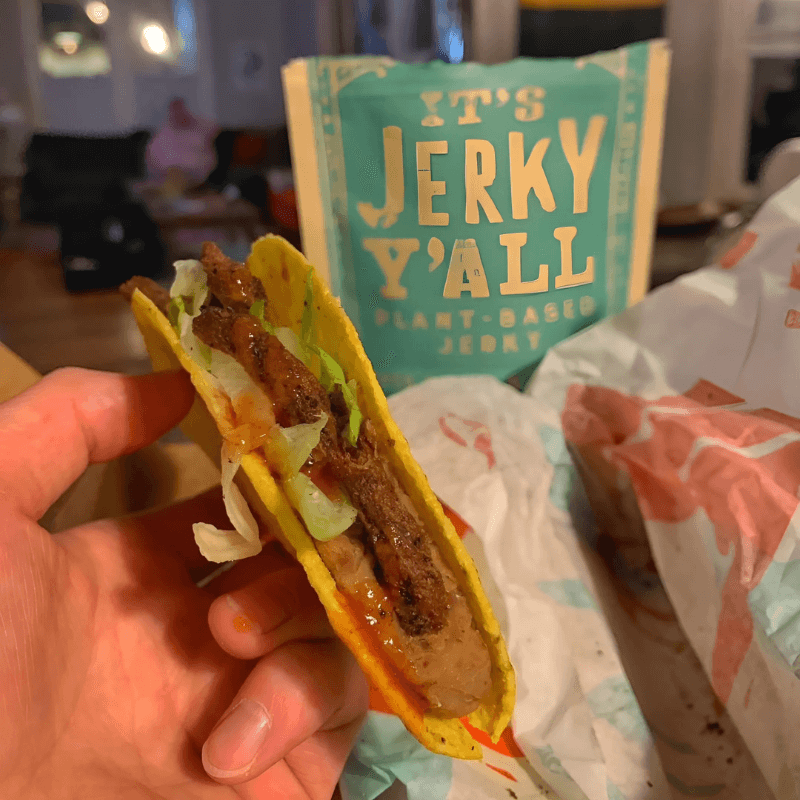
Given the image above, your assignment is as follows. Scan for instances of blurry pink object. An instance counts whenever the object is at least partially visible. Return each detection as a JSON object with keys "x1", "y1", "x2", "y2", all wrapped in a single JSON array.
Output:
[
  {"x1": 437, "y1": 413, "x2": 496, "y2": 469},
  {"x1": 146, "y1": 98, "x2": 219, "y2": 183},
  {"x1": 563, "y1": 385, "x2": 800, "y2": 705}
]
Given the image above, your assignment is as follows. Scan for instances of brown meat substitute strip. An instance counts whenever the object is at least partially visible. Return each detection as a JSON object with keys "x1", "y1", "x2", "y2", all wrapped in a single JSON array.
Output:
[
  {"x1": 122, "y1": 245, "x2": 492, "y2": 716},
  {"x1": 120, "y1": 276, "x2": 170, "y2": 314}
]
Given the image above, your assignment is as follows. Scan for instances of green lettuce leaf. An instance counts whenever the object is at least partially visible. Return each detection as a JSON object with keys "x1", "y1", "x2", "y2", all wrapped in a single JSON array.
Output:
[
  {"x1": 272, "y1": 412, "x2": 359, "y2": 541},
  {"x1": 284, "y1": 472, "x2": 357, "y2": 542},
  {"x1": 166, "y1": 259, "x2": 358, "y2": 554},
  {"x1": 167, "y1": 296, "x2": 185, "y2": 331},
  {"x1": 207, "y1": 349, "x2": 256, "y2": 400},
  {"x1": 298, "y1": 273, "x2": 363, "y2": 446},
  {"x1": 276, "y1": 327, "x2": 308, "y2": 363},
  {"x1": 274, "y1": 413, "x2": 329, "y2": 475},
  {"x1": 249, "y1": 299, "x2": 276, "y2": 335},
  {"x1": 166, "y1": 259, "x2": 266, "y2": 562},
  {"x1": 170, "y1": 259, "x2": 208, "y2": 314}
]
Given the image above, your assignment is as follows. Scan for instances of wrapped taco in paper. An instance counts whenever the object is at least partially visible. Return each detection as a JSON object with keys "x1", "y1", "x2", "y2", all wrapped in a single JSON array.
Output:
[{"x1": 120, "y1": 236, "x2": 515, "y2": 759}]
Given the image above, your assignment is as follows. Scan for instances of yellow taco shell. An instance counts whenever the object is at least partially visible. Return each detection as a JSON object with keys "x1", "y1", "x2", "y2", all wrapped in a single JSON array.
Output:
[{"x1": 128, "y1": 235, "x2": 515, "y2": 760}]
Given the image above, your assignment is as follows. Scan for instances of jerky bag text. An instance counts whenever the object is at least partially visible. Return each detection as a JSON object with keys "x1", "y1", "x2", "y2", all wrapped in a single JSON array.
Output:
[{"x1": 283, "y1": 43, "x2": 669, "y2": 392}]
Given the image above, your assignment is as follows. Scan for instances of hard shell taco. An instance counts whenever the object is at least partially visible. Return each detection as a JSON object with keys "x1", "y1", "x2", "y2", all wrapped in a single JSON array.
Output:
[{"x1": 121, "y1": 236, "x2": 515, "y2": 759}]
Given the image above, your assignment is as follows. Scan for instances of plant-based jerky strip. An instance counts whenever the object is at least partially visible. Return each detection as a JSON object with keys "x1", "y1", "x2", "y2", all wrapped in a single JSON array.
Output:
[
  {"x1": 122, "y1": 276, "x2": 170, "y2": 314},
  {"x1": 202, "y1": 240, "x2": 267, "y2": 311},
  {"x1": 187, "y1": 245, "x2": 492, "y2": 716}
]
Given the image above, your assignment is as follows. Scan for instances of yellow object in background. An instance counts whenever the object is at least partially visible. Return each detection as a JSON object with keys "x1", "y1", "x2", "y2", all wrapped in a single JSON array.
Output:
[
  {"x1": 517, "y1": 0, "x2": 665, "y2": 60},
  {"x1": 0, "y1": 343, "x2": 40, "y2": 403},
  {"x1": 519, "y1": 0, "x2": 664, "y2": 8}
]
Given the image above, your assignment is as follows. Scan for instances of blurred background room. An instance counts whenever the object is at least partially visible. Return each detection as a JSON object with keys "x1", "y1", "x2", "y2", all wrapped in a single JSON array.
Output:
[{"x1": 2, "y1": 0, "x2": 800, "y2": 378}]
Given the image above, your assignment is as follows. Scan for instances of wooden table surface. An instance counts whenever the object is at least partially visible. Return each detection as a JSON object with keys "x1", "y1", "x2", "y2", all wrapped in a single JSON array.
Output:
[
  {"x1": 0, "y1": 243, "x2": 220, "y2": 532},
  {"x1": 0, "y1": 242, "x2": 152, "y2": 376}
]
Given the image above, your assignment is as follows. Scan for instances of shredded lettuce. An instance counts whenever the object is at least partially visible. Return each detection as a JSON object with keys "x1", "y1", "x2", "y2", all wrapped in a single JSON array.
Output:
[
  {"x1": 164, "y1": 260, "x2": 265, "y2": 562},
  {"x1": 249, "y1": 299, "x2": 275, "y2": 334},
  {"x1": 275, "y1": 327, "x2": 307, "y2": 363},
  {"x1": 250, "y1": 272, "x2": 363, "y2": 446},
  {"x1": 271, "y1": 412, "x2": 358, "y2": 541},
  {"x1": 252, "y1": 290, "x2": 308, "y2": 363},
  {"x1": 171, "y1": 259, "x2": 209, "y2": 310},
  {"x1": 206, "y1": 349, "x2": 255, "y2": 401},
  {"x1": 299, "y1": 272, "x2": 364, "y2": 446},
  {"x1": 274, "y1": 414, "x2": 329, "y2": 474},
  {"x1": 167, "y1": 296, "x2": 185, "y2": 330},
  {"x1": 165, "y1": 258, "x2": 360, "y2": 557},
  {"x1": 220, "y1": 447, "x2": 260, "y2": 540},
  {"x1": 193, "y1": 523, "x2": 261, "y2": 563},
  {"x1": 285, "y1": 472, "x2": 357, "y2": 542},
  {"x1": 310, "y1": 346, "x2": 363, "y2": 446},
  {"x1": 249, "y1": 299, "x2": 308, "y2": 363},
  {"x1": 164, "y1": 261, "x2": 251, "y2": 398},
  {"x1": 165, "y1": 260, "x2": 213, "y2": 365},
  {"x1": 167, "y1": 259, "x2": 208, "y2": 329},
  {"x1": 314, "y1": 349, "x2": 363, "y2": 445},
  {"x1": 192, "y1": 446, "x2": 262, "y2": 563}
]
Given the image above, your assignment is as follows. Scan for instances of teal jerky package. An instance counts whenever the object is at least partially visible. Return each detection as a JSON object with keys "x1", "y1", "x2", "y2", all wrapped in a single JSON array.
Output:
[{"x1": 283, "y1": 42, "x2": 669, "y2": 392}]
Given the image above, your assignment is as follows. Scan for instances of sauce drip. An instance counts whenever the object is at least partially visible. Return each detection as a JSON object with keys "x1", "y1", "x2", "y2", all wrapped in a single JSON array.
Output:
[
  {"x1": 303, "y1": 462, "x2": 344, "y2": 501},
  {"x1": 226, "y1": 390, "x2": 277, "y2": 461},
  {"x1": 341, "y1": 584, "x2": 431, "y2": 714},
  {"x1": 342, "y1": 580, "x2": 427, "y2": 708}
]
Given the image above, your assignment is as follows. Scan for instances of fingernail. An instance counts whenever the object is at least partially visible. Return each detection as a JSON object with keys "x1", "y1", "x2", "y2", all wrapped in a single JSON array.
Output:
[
  {"x1": 225, "y1": 595, "x2": 262, "y2": 635},
  {"x1": 226, "y1": 593, "x2": 288, "y2": 635},
  {"x1": 203, "y1": 698, "x2": 272, "y2": 778}
]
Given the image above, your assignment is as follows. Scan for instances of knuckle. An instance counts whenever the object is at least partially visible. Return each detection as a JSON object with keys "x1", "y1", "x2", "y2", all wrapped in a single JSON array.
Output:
[{"x1": 48, "y1": 366, "x2": 92, "y2": 386}]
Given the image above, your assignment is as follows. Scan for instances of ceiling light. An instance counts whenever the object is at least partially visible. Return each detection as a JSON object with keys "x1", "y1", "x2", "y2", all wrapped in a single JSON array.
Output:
[
  {"x1": 54, "y1": 31, "x2": 81, "y2": 55},
  {"x1": 141, "y1": 23, "x2": 170, "y2": 56},
  {"x1": 85, "y1": 1, "x2": 109, "y2": 25}
]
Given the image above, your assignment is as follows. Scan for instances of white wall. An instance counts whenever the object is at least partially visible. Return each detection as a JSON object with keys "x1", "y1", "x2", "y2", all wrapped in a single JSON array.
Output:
[
  {"x1": 133, "y1": 72, "x2": 203, "y2": 130},
  {"x1": 39, "y1": 76, "x2": 118, "y2": 134},
  {"x1": 0, "y1": 0, "x2": 29, "y2": 107},
  {"x1": 11, "y1": 0, "x2": 312, "y2": 135},
  {"x1": 8, "y1": 0, "x2": 734, "y2": 209},
  {"x1": 204, "y1": 0, "x2": 286, "y2": 128},
  {"x1": 0, "y1": 0, "x2": 44, "y2": 125},
  {"x1": 660, "y1": 0, "x2": 718, "y2": 208},
  {"x1": 203, "y1": 0, "x2": 317, "y2": 128},
  {"x1": 12, "y1": 0, "x2": 201, "y2": 134}
]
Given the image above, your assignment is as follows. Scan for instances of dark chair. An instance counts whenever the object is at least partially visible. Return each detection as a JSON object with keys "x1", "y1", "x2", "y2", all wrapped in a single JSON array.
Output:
[
  {"x1": 206, "y1": 126, "x2": 292, "y2": 215},
  {"x1": 20, "y1": 131, "x2": 149, "y2": 222},
  {"x1": 59, "y1": 201, "x2": 165, "y2": 293},
  {"x1": 19, "y1": 131, "x2": 166, "y2": 291}
]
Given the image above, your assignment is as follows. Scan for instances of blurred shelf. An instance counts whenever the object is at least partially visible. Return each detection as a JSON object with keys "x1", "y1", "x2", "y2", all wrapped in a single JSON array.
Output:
[{"x1": 748, "y1": 34, "x2": 800, "y2": 59}]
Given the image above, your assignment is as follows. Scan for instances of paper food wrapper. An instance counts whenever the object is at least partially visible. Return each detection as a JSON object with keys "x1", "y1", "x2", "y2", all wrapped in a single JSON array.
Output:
[
  {"x1": 342, "y1": 375, "x2": 662, "y2": 800},
  {"x1": 339, "y1": 180, "x2": 800, "y2": 799},
  {"x1": 524, "y1": 176, "x2": 800, "y2": 799},
  {"x1": 343, "y1": 372, "x2": 765, "y2": 800},
  {"x1": 283, "y1": 42, "x2": 669, "y2": 392}
]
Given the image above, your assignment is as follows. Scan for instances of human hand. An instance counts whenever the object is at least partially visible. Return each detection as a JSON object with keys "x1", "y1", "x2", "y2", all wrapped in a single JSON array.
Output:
[{"x1": 0, "y1": 368, "x2": 368, "y2": 799}]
